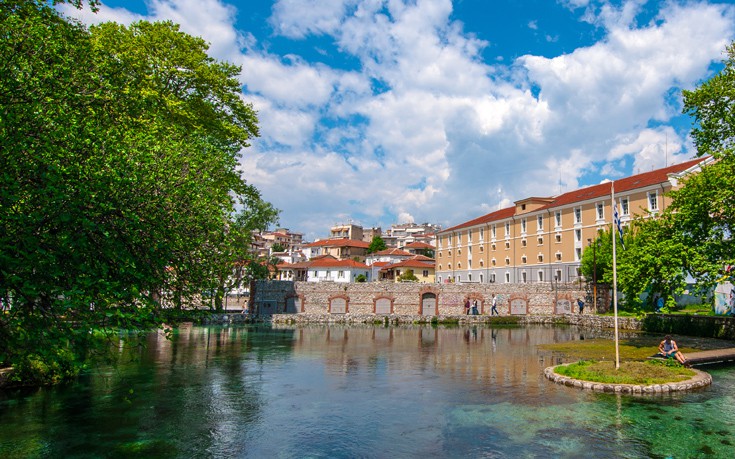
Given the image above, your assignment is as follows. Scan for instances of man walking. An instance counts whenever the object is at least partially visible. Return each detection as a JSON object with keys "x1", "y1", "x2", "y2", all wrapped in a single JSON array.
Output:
[
  {"x1": 577, "y1": 298, "x2": 585, "y2": 314},
  {"x1": 491, "y1": 294, "x2": 499, "y2": 316}
]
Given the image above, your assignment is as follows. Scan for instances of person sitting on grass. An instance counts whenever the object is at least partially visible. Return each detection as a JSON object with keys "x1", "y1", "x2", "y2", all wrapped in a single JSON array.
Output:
[{"x1": 658, "y1": 335, "x2": 689, "y2": 366}]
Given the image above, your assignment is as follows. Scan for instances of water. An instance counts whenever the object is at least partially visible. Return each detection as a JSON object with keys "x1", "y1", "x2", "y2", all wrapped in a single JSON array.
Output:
[{"x1": 1, "y1": 324, "x2": 734, "y2": 458}]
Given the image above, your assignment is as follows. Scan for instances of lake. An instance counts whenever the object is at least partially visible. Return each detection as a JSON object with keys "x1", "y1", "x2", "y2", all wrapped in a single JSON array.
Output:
[{"x1": 1, "y1": 324, "x2": 734, "y2": 458}]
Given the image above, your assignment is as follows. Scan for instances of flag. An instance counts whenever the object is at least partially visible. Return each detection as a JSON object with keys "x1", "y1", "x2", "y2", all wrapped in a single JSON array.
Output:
[{"x1": 613, "y1": 200, "x2": 625, "y2": 249}]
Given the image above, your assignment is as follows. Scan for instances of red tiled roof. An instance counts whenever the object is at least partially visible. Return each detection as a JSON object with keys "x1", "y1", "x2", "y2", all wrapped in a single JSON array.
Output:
[
  {"x1": 373, "y1": 248, "x2": 413, "y2": 256},
  {"x1": 537, "y1": 157, "x2": 706, "y2": 211},
  {"x1": 442, "y1": 206, "x2": 516, "y2": 233},
  {"x1": 404, "y1": 241, "x2": 434, "y2": 249},
  {"x1": 371, "y1": 261, "x2": 392, "y2": 267},
  {"x1": 410, "y1": 254, "x2": 434, "y2": 262},
  {"x1": 440, "y1": 157, "x2": 707, "y2": 234}
]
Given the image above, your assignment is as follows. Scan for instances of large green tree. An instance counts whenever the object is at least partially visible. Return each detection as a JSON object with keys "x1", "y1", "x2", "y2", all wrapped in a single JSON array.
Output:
[
  {"x1": 0, "y1": 1, "x2": 276, "y2": 383},
  {"x1": 367, "y1": 235, "x2": 387, "y2": 254}
]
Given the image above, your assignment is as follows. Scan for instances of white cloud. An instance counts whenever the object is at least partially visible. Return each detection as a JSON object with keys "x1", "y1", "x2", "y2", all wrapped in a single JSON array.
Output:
[{"x1": 61, "y1": 0, "x2": 735, "y2": 240}]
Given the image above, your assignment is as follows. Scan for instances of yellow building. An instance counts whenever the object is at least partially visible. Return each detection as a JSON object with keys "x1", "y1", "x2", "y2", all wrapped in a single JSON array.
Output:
[{"x1": 435, "y1": 158, "x2": 706, "y2": 284}]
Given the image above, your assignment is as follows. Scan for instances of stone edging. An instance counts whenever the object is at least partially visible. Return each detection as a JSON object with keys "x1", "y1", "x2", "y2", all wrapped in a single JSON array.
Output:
[{"x1": 544, "y1": 364, "x2": 712, "y2": 394}]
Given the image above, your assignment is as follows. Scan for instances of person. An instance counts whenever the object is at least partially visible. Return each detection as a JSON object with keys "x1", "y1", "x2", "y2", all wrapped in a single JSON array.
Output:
[
  {"x1": 654, "y1": 295, "x2": 664, "y2": 312},
  {"x1": 491, "y1": 294, "x2": 499, "y2": 316},
  {"x1": 577, "y1": 298, "x2": 585, "y2": 314},
  {"x1": 658, "y1": 335, "x2": 689, "y2": 366},
  {"x1": 464, "y1": 299, "x2": 470, "y2": 315},
  {"x1": 471, "y1": 300, "x2": 479, "y2": 315}
]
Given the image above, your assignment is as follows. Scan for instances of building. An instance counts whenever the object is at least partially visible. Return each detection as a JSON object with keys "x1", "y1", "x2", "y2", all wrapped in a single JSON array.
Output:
[
  {"x1": 303, "y1": 238, "x2": 371, "y2": 262},
  {"x1": 330, "y1": 223, "x2": 364, "y2": 241},
  {"x1": 379, "y1": 258, "x2": 436, "y2": 283},
  {"x1": 435, "y1": 158, "x2": 707, "y2": 285},
  {"x1": 276, "y1": 255, "x2": 371, "y2": 283},
  {"x1": 384, "y1": 222, "x2": 441, "y2": 248}
]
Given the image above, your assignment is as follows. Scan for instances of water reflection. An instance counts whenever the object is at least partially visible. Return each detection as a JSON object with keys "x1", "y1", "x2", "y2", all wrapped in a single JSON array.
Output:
[{"x1": 0, "y1": 324, "x2": 733, "y2": 458}]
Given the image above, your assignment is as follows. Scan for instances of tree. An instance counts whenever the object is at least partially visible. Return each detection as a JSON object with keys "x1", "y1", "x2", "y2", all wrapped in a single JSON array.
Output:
[
  {"x1": 0, "y1": 2, "x2": 273, "y2": 383},
  {"x1": 616, "y1": 216, "x2": 700, "y2": 311},
  {"x1": 367, "y1": 235, "x2": 387, "y2": 254},
  {"x1": 271, "y1": 243, "x2": 286, "y2": 253},
  {"x1": 398, "y1": 269, "x2": 418, "y2": 282}
]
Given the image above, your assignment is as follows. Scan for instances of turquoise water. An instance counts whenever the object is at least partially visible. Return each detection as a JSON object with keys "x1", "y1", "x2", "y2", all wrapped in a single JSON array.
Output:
[{"x1": 1, "y1": 325, "x2": 734, "y2": 458}]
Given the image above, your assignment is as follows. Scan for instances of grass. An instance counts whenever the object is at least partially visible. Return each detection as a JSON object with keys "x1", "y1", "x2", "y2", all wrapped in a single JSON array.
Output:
[
  {"x1": 540, "y1": 336, "x2": 700, "y2": 385},
  {"x1": 554, "y1": 359, "x2": 695, "y2": 385}
]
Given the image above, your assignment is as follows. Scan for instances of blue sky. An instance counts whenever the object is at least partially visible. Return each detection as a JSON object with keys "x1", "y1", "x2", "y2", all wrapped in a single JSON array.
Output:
[{"x1": 62, "y1": 0, "x2": 735, "y2": 240}]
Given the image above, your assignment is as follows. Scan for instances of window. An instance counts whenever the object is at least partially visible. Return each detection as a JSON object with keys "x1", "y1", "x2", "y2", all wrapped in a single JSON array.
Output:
[
  {"x1": 338, "y1": 270, "x2": 344, "y2": 278},
  {"x1": 575, "y1": 247, "x2": 582, "y2": 261},
  {"x1": 505, "y1": 222, "x2": 510, "y2": 236},
  {"x1": 468, "y1": 259, "x2": 472, "y2": 268},
  {"x1": 438, "y1": 237, "x2": 443, "y2": 249},
  {"x1": 596, "y1": 202, "x2": 604, "y2": 220},
  {"x1": 458, "y1": 248, "x2": 461, "y2": 255},
  {"x1": 456, "y1": 233, "x2": 461, "y2": 245},
  {"x1": 537, "y1": 215, "x2": 543, "y2": 231},
  {"x1": 491, "y1": 243, "x2": 496, "y2": 251},
  {"x1": 468, "y1": 246, "x2": 472, "y2": 254},
  {"x1": 448, "y1": 250, "x2": 452, "y2": 257},
  {"x1": 505, "y1": 272, "x2": 510, "y2": 283},
  {"x1": 480, "y1": 227, "x2": 484, "y2": 240},
  {"x1": 479, "y1": 273, "x2": 484, "y2": 283},
  {"x1": 555, "y1": 269, "x2": 562, "y2": 281},
  {"x1": 575, "y1": 229, "x2": 582, "y2": 242},
  {"x1": 574, "y1": 207, "x2": 582, "y2": 223},
  {"x1": 422, "y1": 270, "x2": 429, "y2": 277},
  {"x1": 480, "y1": 259, "x2": 484, "y2": 267},
  {"x1": 648, "y1": 191, "x2": 658, "y2": 211},
  {"x1": 490, "y1": 273, "x2": 496, "y2": 283},
  {"x1": 468, "y1": 274, "x2": 472, "y2": 282},
  {"x1": 467, "y1": 230, "x2": 472, "y2": 242},
  {"x1": 446, "y1": 235, "x2": 451, "y2": 247},
  {"x1": 438, "y1": 264, "x2": 442, "y2": 270},
  {"x1": 492, "y1": 258, "x2": 496, "y2": 266},
  {"x1": 448, "y1": 263, "x2": 452, "y2": 269},
  {"x1": 538, "y1": 271, "x2": 544, "y2": 282},
  {"x1": 555, "y1": 233, "x2": 562, "y2": 243},
  {"x1": 491, "y1": 224, "x2": 497, "y2": 238},
  {"x1": 505, "y1": 241, "x2": 510, "y2": 249},
  {"x1": 480, "y1": 245, "x2": 484, "y2": 252},
  {"x1": 621, "y1": 197, "x2": 629, "y2": 216},
  {"x1": 457, "y1": 262, "x2": 462, "y2": 269},
  {"x1": 522, "y1": 239, "x2": 527, "y2": 247},
  {"x1": 521, "y1": 218, "x2": 527, "y2": 234},
  {"x1": 555, "y1": 252, "x2": 562, "y2": 261},
  {"x1": 538, "y1": 254, "x2": 543, "y2": 262},
  {"x1": 537, "y1": 237, "x2": 543, "y2": 246},
  {"x1": 522, "y1": 255, "x2": 527, "y2": 264},
  {"x1": 505, "y1": 257, "x2": 510, "y2": 265},
  {"x1": 521, "y1": 272, "x2": 527, "y2": 283},
  {"x1": 555, "y1": 211, "x2": 562, "y2": 227}
]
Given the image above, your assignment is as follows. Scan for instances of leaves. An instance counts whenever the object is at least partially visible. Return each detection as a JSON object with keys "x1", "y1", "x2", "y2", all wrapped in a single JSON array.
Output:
[{"x1": 0, "y1": 3, "x2": 276, "y2": 379}]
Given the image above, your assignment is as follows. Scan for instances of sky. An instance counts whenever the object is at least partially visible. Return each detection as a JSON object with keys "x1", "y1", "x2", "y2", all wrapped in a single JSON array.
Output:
[{"x1": 60, "y1": 0, "x2": 735, "y2": 241}]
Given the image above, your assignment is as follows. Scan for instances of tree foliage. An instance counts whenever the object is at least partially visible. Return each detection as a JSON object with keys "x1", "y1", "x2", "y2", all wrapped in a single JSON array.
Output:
[
  {"x1": 0, "y1": 2, "x2": 277, "y2": 382},
  {"x1": 367, "y1": 235, "x2": 387, "y2": 254}
]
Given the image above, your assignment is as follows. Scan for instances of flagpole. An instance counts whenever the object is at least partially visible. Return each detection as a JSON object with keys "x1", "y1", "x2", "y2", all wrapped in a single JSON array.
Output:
[{"x1": 611, "y1": 182, "x2": 620, "y2": 370}]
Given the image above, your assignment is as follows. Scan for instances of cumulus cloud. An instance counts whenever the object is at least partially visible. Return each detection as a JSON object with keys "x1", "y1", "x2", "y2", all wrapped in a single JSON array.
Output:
[{"x1": 63, "y1": 0, "x2": 735, "y2": 240}]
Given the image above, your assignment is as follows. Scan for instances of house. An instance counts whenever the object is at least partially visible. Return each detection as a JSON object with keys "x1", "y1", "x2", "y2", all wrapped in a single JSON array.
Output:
[
  {"x1": 380, "y1": 257, "x2": 436, "y2": 283},
  {"x1": 303, "y1": 238, "x2": 370, "y2": 262}
]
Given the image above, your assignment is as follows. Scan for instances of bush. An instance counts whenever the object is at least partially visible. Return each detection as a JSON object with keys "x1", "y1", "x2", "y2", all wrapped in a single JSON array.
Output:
[{"x1": 8, "y1": 350, "x2": 81, "y2": 387}]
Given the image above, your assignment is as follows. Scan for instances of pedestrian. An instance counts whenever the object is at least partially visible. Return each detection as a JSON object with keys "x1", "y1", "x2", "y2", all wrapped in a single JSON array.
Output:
[
  {"x1": 658, "y1": 335, "x2": 689, "y2": 366},
  {"x1": 577, "y1": 298, "x2": 585, "y2": 314},
  {"x1": 491, "y1": 294, "x2": 499, "y2": 316},
  {"x1": 464, "y1": 299, "x2": 470, "y2": 315},
  {"x1": 471, "y1": 300, "x2": 479, "y2": 315}
]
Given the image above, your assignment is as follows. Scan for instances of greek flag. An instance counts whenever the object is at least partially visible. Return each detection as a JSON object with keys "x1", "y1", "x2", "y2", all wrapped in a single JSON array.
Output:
[{"x1": 613, "y1": 200, "x2": 625, "y2": 249}]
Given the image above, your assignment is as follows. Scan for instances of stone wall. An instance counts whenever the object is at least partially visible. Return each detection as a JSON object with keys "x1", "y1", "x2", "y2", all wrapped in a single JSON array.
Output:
[{"x1": 251, "y1": 280, "x2": 587, "y2": 316}]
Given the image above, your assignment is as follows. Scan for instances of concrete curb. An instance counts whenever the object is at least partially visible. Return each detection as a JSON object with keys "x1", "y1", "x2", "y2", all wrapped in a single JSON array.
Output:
[{"x1": 544, "y1": 364, "x2": 712, "y2": 394}]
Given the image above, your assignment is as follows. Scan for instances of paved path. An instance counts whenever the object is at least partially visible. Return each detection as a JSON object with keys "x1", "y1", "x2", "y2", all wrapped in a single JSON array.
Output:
[{"x1": 685, "y1": 348, "x2": 735, "y2": 366}]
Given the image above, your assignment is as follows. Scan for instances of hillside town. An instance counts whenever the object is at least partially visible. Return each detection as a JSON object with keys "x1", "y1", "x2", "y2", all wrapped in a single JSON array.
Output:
[{"x1": 257, "y1": 157, "x2": 709, "y2": 289}]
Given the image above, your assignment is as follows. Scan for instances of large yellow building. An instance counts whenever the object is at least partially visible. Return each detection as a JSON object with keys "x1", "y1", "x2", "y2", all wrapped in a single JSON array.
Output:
[{"x1": 435, "y1": 158, "x2": 706, "y2": 284}]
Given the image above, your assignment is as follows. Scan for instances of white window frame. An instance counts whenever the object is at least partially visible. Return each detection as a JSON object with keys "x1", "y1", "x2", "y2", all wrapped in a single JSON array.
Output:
[
  {"x1": 555, "y1": 211, "x2": 562, "y2": 227},
  {"x1": 596, "y1": 202, "x2": 604, "y2": 220},
  {"x1": 648, "y1": 191, "x2": 658, "y2": 211},
  {"x1": 537, "y1": 215, "x2": 543, "y2": 231},
  {"x1": 621, "y1": 197, "x2": 629, "y2": 216},
  {"x1": 574, "y1": 207, "x2": 582, "y2": 224}
]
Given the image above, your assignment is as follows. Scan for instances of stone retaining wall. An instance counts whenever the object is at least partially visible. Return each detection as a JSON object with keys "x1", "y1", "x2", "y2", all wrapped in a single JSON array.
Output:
[
  {"x1": 544, "y1": 365, "x2": 712, "y2": 393},
  {"x1": 251, "y1": 280, "x2": 587, "y2": 316}
]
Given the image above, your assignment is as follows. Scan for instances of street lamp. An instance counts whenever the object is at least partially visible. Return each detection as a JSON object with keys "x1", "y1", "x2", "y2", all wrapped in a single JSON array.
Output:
[{"x1": 587, "y1": 238, "x2": 597, "y2": 311}]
